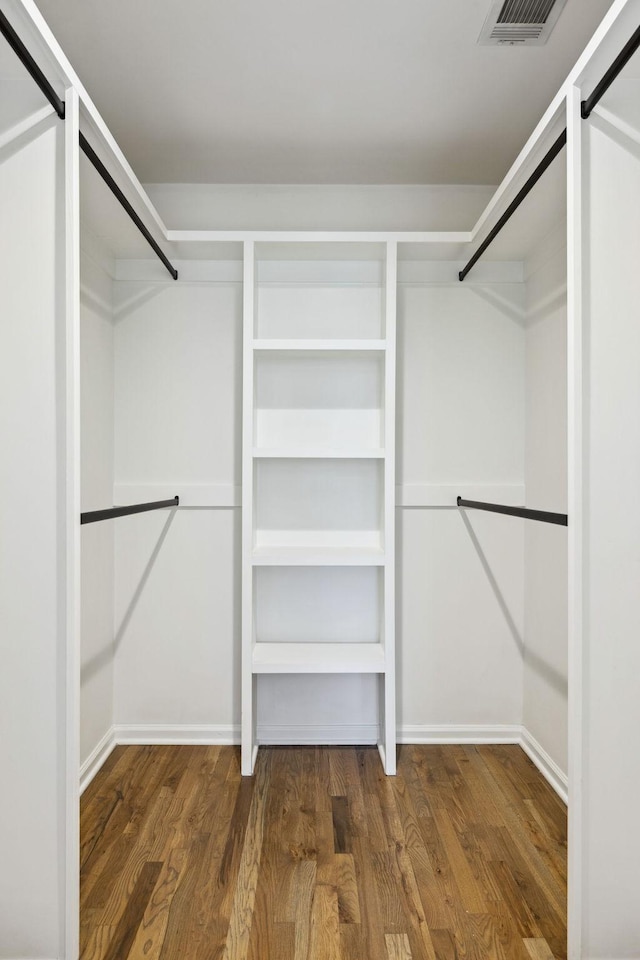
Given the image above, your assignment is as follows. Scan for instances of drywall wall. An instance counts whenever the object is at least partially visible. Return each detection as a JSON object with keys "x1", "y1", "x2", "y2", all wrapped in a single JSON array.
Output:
[
  {"x1": 80, "y1": 250, "x2": 115, "y2": 768},
  {"x1": 112, "y1": 267, "x2": 525, "y2": 739},
  {"x1": 523, "y1": 229, "x2": 568, "y2": 777},
  {"x1": 0, "y1": 117, "x2": 63, "y2": 958},
  {"x1": 113, "y1": 280, "x2": 242, "y2": 732},
  {"x1": 580, "y1": 109, "x2": 640, "y2": 959},
  {"x1": 397, "y1": 281, "x2": 525, "y2": 732},
  {"x1": 144, "y1": 183, "x2": 495, "y2": 232}
]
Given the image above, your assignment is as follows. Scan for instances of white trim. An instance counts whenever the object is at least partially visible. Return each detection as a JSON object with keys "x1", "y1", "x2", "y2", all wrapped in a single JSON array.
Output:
[
  {"x1": 399, "y1": 724, "x2": 521, "y2": 744},
  {"x1": 80, "y1": 728, "x2": 116, "y2": 795},
  {"x1": 113, "y1": 724, "x2": 240, "y2": 745},
  {"x1": 110, "y1": 483, "x2": 528, "y2": 511},
  {"x1": 258, "y1": 724, "x2": 379, "y2": 745},
  {"x1": 567, "y1": 83, "x2": 585, "y2": 960},
  {"x1": 397, "y1": 483, "x2": 525, "y2": 509},
  {"x1": 112, "y1": 483, "x2": 241, "y2": 509},
  {"x1": 62, "y1": 86, "x2": 81, "y2": 960},
  {"x1": 520, "y1": 728, "x2": 569, "y2": 805},
  {"x1": 166, "y1": 229, "x2": 472, "y2": 244}
]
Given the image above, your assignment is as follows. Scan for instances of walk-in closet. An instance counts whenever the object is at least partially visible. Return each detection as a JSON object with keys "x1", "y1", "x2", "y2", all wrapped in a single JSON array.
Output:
[{"x1": 1, "y1": 0, "x2": 639, "y2": 957}]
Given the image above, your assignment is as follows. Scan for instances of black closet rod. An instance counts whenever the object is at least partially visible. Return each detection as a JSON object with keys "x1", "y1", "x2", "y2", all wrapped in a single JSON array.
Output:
[
  {"x1": 582, "y1": 24, "x2": 640, "y2": 119},
  {"x1": 457, "y1": 496, "x2": 567, "y2": 527},
  {"x1": 458, "y1": 129, "x2": 567, "y2": 282},
  {"x1": 0, "y1": 10, "x2": 65, "y2": 119},
  {"x1": 81, "y1": 496, "x2": 179, "y2": 525},
  {"x1": 79, "y1": 132, "x2": 178, "y2": 281}
]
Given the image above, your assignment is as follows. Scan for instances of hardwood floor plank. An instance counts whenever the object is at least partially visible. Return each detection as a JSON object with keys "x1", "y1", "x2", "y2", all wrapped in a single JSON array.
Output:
[
  {"x1": 308, "y1": 882, "x2": 341, "y2": 960},
  {"x1": 333, "y1": 853, "x2": 360, "y2": 924},
  {"x1": 386, "y1": 932, "x2": 413, "y2": 959},
  {"x1": 98, "y1": 860, "x2": 162, "y2": 960},
  {"x1": 431, "y1": 807, "x2": 487, "y2": 914},
  {"x1": 221, "y1": 751, "x2": 271, "y2": 960},
  {"x1": 80, "y1": 744, "x2": 566, "y2": 960},
  {"x1": 351, "y1": 837, "x2": 388, "y2": 960},
  {"x1": 79, "y1": 922, "x2": 116, "y2": 960},
  {"x1": 523, "y1": 937, "x2": 557, "y2": 960},
  {"x1": 127, "y1": 847, "x2": 187, "y2": 960},
  {"x1": 428, "y1": 929, "x2": 457, "y2": 960},
  {"x1": 331, "y1": 796, "x2": 352, "y2": 854}
]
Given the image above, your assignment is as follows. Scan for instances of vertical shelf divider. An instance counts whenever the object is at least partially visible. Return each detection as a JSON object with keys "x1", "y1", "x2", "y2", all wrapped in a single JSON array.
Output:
[
  {"x1": 381, "y1": 240, "x2": 397, "y2": 775},
  {"x1": 241, "y1": 240, "x2": 257, "y2": 775}
]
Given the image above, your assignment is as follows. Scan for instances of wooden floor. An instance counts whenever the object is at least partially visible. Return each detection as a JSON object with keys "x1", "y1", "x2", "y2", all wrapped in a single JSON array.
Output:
[{"x1": 80, "y1": 744, "x2": 567, "y2": 960}]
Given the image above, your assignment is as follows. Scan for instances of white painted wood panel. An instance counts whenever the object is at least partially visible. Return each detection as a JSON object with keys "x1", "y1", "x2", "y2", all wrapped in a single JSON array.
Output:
[
  {"x1": 80, "y1": 252, "x2": 115, "y2": 769},
  {"x1": 579, "y1": 109, "x2": 640, "y2": 959},
  {"x1": 0, "y1": 115, "x2": 64, "y2": 960},
  {"x1": 524, "y1": 237, "x2": 568, "y2": 779}
]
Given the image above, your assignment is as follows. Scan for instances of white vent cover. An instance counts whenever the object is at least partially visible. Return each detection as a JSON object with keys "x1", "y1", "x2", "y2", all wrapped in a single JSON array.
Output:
[{"x1": 478, "y1": 0, "x2": 568, "y2": 45}]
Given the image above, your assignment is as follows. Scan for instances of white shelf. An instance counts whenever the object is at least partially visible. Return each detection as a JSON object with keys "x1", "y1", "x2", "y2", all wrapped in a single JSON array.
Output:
[
  {"x1": 252, "y1": 642, "x2": 386, "y2": 674},
  {"x1": 242, "y1": 241, "x2": 396, "y2": 776},
  {"x1": 253, "y1": 447, "x2": 385, "y2": 459},
  {"x1": 252, "y1": 339, "x2": 386, "y2": 352},
  {"x1": 251, "y1": 545, "x2": 385, "y2": 566}
]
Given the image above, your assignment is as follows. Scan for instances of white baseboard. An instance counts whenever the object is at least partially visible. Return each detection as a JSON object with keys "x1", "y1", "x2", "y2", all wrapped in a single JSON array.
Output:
[
  {"x1": 520, "y1": 727, "x2": 568, "y2": 805},
  {"x1": 113, "y1": 723, "x2": 239, "y2": 745},
  {"x1": 80, "y1": 727, "x2": 117, "y2": 795},
  {"x1": 80, "y1": 722, "x2": 568, "y2": 806},
  {"x1": 399, "y1": 723, "x2": 521, "y2": 744},
  {"x1": 258, "y1": 723, "x2": 378, "y2": 745}
]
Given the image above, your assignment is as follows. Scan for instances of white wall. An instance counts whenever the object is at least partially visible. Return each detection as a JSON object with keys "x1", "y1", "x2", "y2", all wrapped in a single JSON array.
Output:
[
  {"x1": 580, "y1": 107, "x2": 640, "y2": 959},
  {"x1": 145, "y1": 183, "x2": 494, "y2": 231},
  {"x1": 111, "y1": 266, "x2": 525, "y2": 740},
  {"x1": 113, "y1": 280, "x2": 242, "y2": 732},
  {"x1": 397, "y1": 281, "x2": 525, "y2": 732},
  {"x1": 523, "y1": 229, "x2": 568, "y2": 776},
  {"x1": 80, "y1": 250, "x2": 115, "y2": 768},
  {"x1": 0, "y1": 117, "x2": 63, "y2": 959}
]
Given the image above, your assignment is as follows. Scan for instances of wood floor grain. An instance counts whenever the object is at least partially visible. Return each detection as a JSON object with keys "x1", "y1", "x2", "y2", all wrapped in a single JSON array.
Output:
[{"x1": 80, "y1": 745, "x2": 567, "y2": 960}]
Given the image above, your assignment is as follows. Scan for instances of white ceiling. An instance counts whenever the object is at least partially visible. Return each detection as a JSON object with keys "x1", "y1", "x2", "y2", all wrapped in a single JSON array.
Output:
[{"x1": 30, "y1": 0, "x2": 615, "y2": 184}]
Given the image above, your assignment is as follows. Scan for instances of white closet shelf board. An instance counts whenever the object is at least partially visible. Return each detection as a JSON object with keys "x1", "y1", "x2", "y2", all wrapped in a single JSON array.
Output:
[
  {"x1": 251, "y1": 546, "x2": 386, "y2": 566},
  {"x1": 252, "y1": 642, "x2": 386, "y2": 674},
  {"x1": 253, "y1": 448, "x2": 385, "y2": 459},
  {"x1": 256, "y1": 240, "x2": 387, "y2": 261},
  {"x1": 252, "y1": 339, "x2": 386, "y2": 352}
]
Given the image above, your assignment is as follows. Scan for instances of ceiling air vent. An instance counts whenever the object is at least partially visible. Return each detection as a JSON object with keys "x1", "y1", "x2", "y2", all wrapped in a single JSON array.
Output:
[{"x1": 478, "y1": 0, "x2": 568, "y2": 45}]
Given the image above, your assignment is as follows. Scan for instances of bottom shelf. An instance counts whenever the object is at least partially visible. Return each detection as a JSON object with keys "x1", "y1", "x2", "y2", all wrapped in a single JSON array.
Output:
[{"x1": 252, "y1": 641, "x2": 386, "y2": 674}]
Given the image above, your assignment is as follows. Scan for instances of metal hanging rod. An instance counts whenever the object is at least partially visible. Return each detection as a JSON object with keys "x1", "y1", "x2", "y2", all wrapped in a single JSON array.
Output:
[
  {"x1": 0, "y1": 10, "x2": 65, "y2": 119},
  {"x1": 582, "y1": 25, "x2": 640, "y2": 119},
  {"x1": 81, "y1": 496, "x2": 179, "y2": 525},
  {"x1": 457, "y1": 496, "x2": 567, "y2": 526},
  {"x1": 458, "y1": 129, "x2": 567, "y2": 282},
  {"x1": 79, "y1": 132, "x2": 178, "y2": 280}
]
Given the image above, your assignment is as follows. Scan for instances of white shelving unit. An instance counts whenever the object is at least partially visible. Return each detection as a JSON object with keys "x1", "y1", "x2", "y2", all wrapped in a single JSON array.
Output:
[{"x1": 241, "y1": 240, "x2": 397, "y2": 775}]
